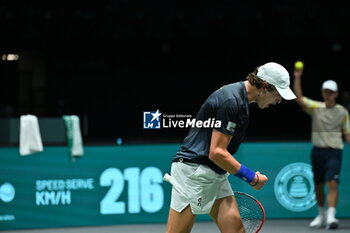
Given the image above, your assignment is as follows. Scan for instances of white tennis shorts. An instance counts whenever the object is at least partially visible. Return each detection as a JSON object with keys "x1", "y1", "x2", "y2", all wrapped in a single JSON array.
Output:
[{"x1": 170, "y1": 161, "x2": 233, "y2": 215}]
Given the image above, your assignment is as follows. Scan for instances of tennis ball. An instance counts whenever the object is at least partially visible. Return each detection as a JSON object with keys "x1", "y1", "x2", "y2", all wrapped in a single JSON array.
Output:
[{"x1": 295, "y1": 61, "x2": 304, "y2": 70}]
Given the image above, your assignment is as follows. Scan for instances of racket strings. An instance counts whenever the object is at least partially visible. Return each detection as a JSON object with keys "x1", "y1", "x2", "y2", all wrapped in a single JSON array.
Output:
[{"x1": 235, "y1": 193, "x2": 264, "y2": 233}]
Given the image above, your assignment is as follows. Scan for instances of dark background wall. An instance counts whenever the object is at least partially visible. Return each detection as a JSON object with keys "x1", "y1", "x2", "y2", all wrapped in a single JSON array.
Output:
[{"x1": 0, "y1": 0, "x2": 350, "y2": 144}]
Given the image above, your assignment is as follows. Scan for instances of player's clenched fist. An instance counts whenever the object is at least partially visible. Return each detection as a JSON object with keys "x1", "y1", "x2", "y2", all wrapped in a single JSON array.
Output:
[{"x1": 250, "y1": 171, "x2": 268, "y2": 190}]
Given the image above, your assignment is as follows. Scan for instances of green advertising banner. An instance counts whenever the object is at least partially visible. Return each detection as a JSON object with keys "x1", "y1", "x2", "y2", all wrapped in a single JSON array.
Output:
[{"x1": 0, "y1": 143, "x2": 349, "y2": 230}]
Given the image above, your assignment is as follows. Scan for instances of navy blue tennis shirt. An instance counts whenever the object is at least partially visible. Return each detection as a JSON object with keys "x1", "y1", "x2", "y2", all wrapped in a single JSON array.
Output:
[{"x1": 173, "y1": 81, "x2": 250, "y2": 174}]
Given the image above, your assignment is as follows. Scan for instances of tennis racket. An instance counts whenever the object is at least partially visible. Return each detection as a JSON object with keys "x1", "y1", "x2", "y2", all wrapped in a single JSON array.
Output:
[{"x1": 163, "y1": 173, "x2": 265, "y2": 233}]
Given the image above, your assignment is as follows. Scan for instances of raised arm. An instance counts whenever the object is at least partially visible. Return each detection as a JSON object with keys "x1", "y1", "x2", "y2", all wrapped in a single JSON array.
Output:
[{"x1": 293, "y1": 67, "x2": 306, "y2": 107}]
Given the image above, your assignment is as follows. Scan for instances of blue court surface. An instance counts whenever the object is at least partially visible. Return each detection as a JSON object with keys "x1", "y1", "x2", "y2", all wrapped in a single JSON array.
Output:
[{"x1": 1, "y1": 219, "x2": 350, "y2": 233}]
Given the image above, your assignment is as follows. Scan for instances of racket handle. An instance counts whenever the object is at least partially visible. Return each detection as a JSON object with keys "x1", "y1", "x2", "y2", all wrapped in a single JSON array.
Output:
[{"x1": 163, "y1": 173, "x2": 172, "y2": 184}]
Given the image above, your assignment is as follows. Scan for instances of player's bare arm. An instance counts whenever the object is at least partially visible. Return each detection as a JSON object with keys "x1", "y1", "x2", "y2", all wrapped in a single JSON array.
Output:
[
  {"x1": 293, "y1": 67, "x2": 306, "y2": 107},
  {"x1": 208, "y1": 129, "x2": 239, "y2": 173},
  {"x1": 209, "y1": 129, "x2": 268, "y2": 190}
]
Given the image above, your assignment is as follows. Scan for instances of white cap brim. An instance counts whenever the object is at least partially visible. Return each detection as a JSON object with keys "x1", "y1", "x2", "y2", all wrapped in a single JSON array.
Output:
[{"x1": 276, "y1": 86, "x2": 296, "y2": 100}]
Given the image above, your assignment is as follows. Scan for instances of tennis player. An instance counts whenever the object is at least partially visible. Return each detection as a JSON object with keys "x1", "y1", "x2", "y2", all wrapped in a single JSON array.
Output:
[
  {"x1": 166, "y1": 62, "x2": 296, "y2": 233},
  {"x1": 293, "y1": 67, "x2": 350, "y2": 230}
]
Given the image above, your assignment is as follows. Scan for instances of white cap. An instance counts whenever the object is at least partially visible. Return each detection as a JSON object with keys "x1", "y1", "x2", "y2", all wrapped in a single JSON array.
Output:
[
  {"x1": 257, "y1": 62, "x2": 296, "y2": 100},
  {"x1": 321, "y1": 80, "x2": 338, "y2": 92}
]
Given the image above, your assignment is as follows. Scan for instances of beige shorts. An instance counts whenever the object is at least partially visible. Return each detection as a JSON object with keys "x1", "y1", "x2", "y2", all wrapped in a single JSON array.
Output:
[{"x1": 170, "y1": 161, "x2": 233, "y2": 215}]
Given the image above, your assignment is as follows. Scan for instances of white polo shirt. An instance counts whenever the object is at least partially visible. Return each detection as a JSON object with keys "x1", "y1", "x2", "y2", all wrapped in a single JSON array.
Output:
[{"x1": 303, "y1": 97, "x2": 350, "y2": 149}]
